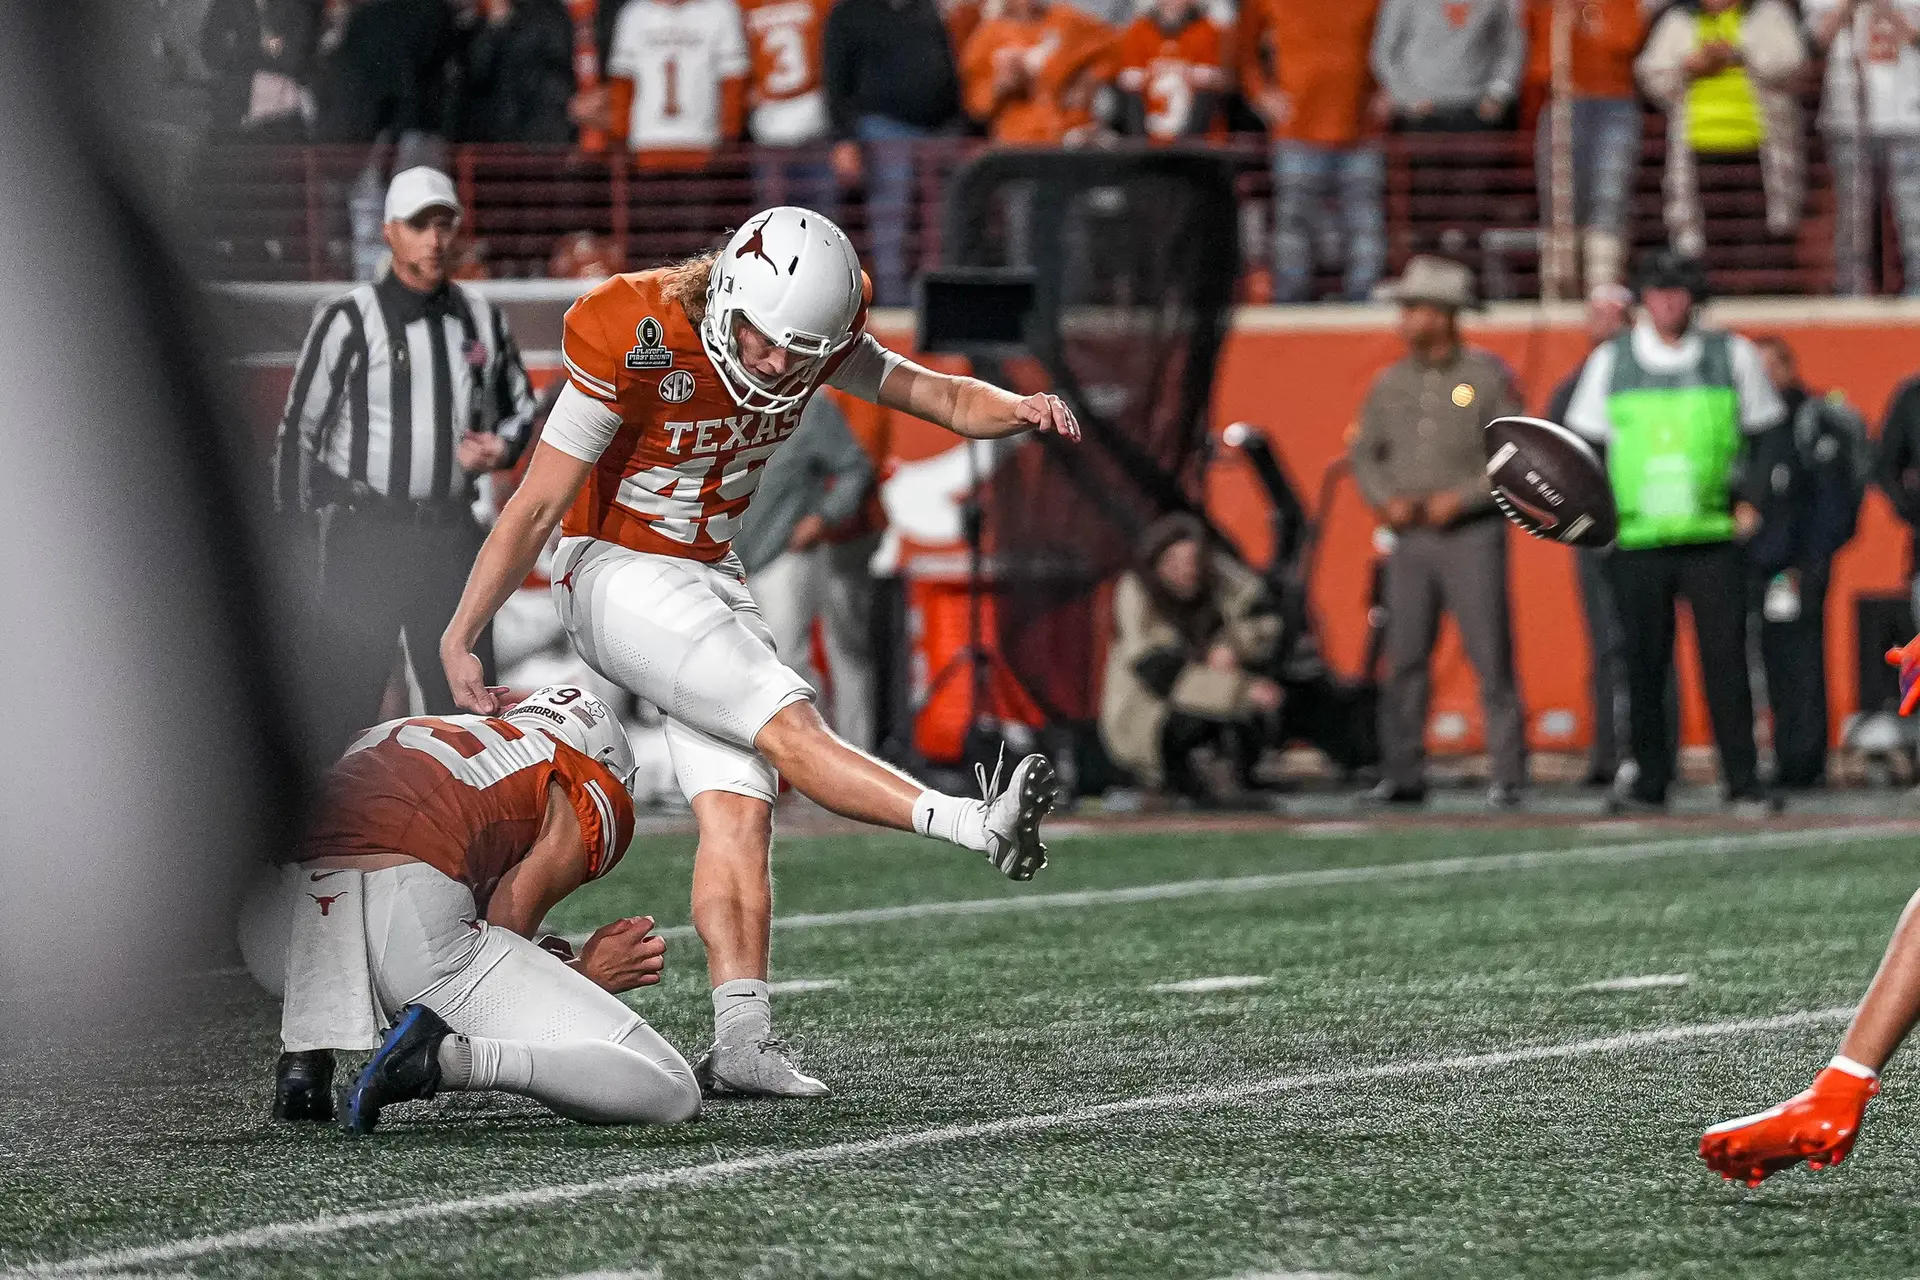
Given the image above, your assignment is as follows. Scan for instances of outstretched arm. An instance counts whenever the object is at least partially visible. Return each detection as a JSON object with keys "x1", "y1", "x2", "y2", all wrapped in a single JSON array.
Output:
[
  {"x1": 442, "y1": 440, "x2": 594, "y2": 714},
  {"x1": 875, "y1": 358, "x2": 1082, "y2": 442}
]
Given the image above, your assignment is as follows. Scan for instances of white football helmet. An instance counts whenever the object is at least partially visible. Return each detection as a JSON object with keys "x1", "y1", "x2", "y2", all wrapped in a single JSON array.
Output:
[
  {"x1": 504, "y1": 685, "x2": 637, "y2": 794},
  {"x1": 702, "y1": 206, "x2": 864, "y2": 414}
]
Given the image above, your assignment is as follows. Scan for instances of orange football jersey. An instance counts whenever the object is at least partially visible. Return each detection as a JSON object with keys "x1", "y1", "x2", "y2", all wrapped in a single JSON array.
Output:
[
  {"x1": 739, "y1": 0, "x2": 830, "y2": 103},
  {"x1": 303, "y1": 714, "x2": 634, "y2": 912},
  {"x1": 559, "y1": 266, "x2": 869, "y2": 562},
  {"x1": 1114, "y1": 12, "x2": 1226, "y2": 141}
]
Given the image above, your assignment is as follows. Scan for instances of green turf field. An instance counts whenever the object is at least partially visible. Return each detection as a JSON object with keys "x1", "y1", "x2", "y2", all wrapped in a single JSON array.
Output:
[{"x1": 6, "y1": 819, "x2": 1920, "y2": 1279}]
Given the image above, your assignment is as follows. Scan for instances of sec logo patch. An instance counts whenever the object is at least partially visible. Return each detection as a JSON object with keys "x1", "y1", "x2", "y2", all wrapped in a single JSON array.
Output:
[
  {"x1": 659, "y1": 370, "x2": 697, "y2": 404},
  {"x1": 1451, "y1": 383, "x2": 1476, "y2": 408}
]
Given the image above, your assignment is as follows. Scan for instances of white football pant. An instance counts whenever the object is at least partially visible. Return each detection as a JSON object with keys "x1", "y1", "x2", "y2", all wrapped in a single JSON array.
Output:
[
  {"x1": 553, "y1": 535, "x2": 812, "y2": 803},
  {"x1": 241, "y1": 862, "x2": 700, "y2": 1125}
]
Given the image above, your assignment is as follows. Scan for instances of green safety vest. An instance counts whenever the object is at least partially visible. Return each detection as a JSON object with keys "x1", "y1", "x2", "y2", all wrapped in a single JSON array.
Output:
[{"x1": 1603, "y1": 329, "x2": 1743, "y2": 550}]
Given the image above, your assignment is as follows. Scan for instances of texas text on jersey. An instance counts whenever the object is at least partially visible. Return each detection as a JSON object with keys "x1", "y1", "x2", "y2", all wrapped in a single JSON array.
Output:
[
  {"x1": 304, "y1": 714, "x2": 635, "y2": 912},
  {"x1": 557, "y1": 262, "x2": 872, "y2": 562}
]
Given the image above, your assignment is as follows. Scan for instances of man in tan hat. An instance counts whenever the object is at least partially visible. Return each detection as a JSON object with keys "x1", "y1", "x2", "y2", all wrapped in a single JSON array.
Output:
[{"x1": 1350, "y1": 255, "x2": 1527, "y2": 807}]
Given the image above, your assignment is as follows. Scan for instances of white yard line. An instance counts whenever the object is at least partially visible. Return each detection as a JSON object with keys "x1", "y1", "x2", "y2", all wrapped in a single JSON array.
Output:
[
  {"x1": 537, "y1": 1270, "x2": 661, "y2": 1280},
  {"x1": 566, "y1": 825, "x2": 1919, "y2": 946},
  {"x1": 1583, "y1": 974, "x2": 1693, "y2": 992},
  {"x1": 14, "y1": 1006, "x2": 1852, "y2": 1278},
  {"x1": 1151, "y1": 976, "x2": 1274, "y2": 994},
  {"x1": 765, "y1": 979, "x2": 845, "y2": 994}
]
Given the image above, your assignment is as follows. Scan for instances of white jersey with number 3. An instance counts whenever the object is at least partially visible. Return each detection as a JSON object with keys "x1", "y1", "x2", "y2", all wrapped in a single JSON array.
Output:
[{"x1": 607, "y1": 0, "x2": 750, "y2": 151}]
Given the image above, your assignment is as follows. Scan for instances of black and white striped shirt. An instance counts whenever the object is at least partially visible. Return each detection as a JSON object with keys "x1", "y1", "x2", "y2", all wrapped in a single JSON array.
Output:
[{"x1": 274, "y1": 274, "x2": 537, "y2": 511}]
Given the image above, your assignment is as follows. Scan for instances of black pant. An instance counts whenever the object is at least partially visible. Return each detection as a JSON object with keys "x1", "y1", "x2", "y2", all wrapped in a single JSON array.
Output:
[
  {"x1": 1606, "y1": 541, "x2": 1758, "y2": 801},
  {"x1": 304, "y1": 505, "x2": 494, "y2": 756},
  {"x1": 1756, "y1": 563, "x2": 1832, "y2": 789}
]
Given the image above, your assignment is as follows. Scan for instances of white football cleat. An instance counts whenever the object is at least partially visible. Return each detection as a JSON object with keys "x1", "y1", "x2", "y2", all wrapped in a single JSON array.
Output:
[
  {"x1": 978, "y1": 751, "x2": 1058, "y2": 882},
  {"x1": 693, "y1": 1037, "x2": 830, "y2": 1099}
]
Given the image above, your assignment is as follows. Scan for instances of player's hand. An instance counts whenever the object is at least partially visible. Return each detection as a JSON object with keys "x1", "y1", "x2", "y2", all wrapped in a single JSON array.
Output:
[
  {"x1": 442, "y1": 642, "x2": 500, "y2": 715},
  {"x1": 1015, "y1": 392, "x2": 1081, "y2": 442},
  {"x1": 1887, "y1": 634, "x2": 1920, "y2": 715},
  {"x1": 576, "y1": 915, "x2": 667, "y2": 993},
  {"x1": 457, "y1": 430, "x2": 509, "y2": 474},
  {"x1": 1733, "y1": 501, "x2": 1762, "y2": 541}
]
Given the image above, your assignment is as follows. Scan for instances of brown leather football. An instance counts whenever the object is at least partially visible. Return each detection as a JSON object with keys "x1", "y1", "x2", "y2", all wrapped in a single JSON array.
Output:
[{"x1": 1483, "y1": 415, "x2": 1617, "y2": 548}]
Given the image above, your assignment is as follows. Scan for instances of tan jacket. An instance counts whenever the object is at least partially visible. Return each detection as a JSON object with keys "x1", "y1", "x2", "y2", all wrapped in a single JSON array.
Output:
[
  {"x1": 1350, "y1": 347, "x2": 1521, "y2": 518},
  {"x1": 1099, "y1": 553, "x2": 1282, "y2": 788}
]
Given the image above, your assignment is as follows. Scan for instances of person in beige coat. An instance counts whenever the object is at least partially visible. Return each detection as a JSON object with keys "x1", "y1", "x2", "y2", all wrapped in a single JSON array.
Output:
[
  {"x1": 1100, "y1": 514, "x2": 1285, "y2": 800},
  {"x1": 1637, "y1": 0, "x2": 1807, "y2": 258}
]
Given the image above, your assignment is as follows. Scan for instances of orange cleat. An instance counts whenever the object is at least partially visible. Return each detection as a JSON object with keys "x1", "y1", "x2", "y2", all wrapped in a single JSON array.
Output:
[
  {"x1": 1699, "y1": 1067, "x2": 1879, "y2": 1187},
  {"x1": 1886, "y1": 635, "x2": 1920, "y2": 716}
]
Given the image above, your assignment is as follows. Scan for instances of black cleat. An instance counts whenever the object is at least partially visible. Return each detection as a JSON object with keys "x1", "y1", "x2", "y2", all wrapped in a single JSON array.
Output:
[
  {"x1": 341, "y1": 1004, "x2": 449, "y2": 1135},
  {"x1": 273, "y1": 1049, "x2": 336, "y2": 1123}
]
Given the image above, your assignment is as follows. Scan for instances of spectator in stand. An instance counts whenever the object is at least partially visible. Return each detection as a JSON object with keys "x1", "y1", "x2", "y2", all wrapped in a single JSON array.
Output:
[
  {"x1": 1637, "y1": 0, "x2": 1807, "y2": 259},
  {"x1": 1745, "y1": 335, "x2": 1869, "y2": 790},
  {"x1": 1524, "y1": 0, "x2": 1647, "y2": 289},
  {"x1": 1371, "y1": 0, "x2": 1528, "y2": 132},
  {"x1": 737, "y1": 397, "x2": 876, "y2": 738},
  {"x1": 741, "y1": 0, "x2": 837, "y2": 216},
  {"x1": 1100, "y1": 514, "x2": 1286, "y2": 805},
  {"x1": 455, "y1": 0, "x2": 576, "y2": 143},
  {"x1": 1350, "y1": 256, "x2": 1528, "y2": 809},
  {"x1": 314, "y1": 0, "x2": 460, "y2": 142},
  {"x1": 604, "y1": 0, "x2": 748, "y2": 163},
  {"x1": 1805, "y1": 0, "x2": 1920, "y2": 296},
  {"x1": 1235, "y1": 0, "x2": 1385, "y2": 303},
  {"x1": 203, "y1": 0, "x2": 320, "y2": 141},
  {"x1": 960, "y1": 0, "x2": 1118, "y2": 147},
  {"x1": 1547, "y1": 282, "x2": 1634, "y2": 786},
  {"x1": 1113, "y1": 0, "x2": 1228, "y2": 143},
  {"x1": 1562, "y1": 251, "x2": 1782, "y2": 813},
  {"x1": 823, "y1": 0, "x2": 963, "y2": 306}
]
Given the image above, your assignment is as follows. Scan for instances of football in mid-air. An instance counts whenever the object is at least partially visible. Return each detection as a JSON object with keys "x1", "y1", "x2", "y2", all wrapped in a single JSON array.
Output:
[{"x1": 1483, "y1": 415, "x2": 1616, "y2": 548}]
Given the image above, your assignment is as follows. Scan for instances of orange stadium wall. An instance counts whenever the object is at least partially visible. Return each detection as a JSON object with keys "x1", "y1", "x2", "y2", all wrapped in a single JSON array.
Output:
[{"x1": 235, "y1": 300, "x2": 1920, "y2": 760}]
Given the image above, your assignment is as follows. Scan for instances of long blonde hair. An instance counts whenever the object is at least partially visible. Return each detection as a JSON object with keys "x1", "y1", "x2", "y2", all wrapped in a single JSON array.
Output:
[{"x1": 662, "y1": 250, "x2": 718, "y2": 325}]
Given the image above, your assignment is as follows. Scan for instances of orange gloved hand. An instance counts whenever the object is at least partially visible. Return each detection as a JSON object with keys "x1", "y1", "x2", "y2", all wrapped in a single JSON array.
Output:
[{"x1": 1887, "y1": 634, "x2": 1920, "y2": 715}]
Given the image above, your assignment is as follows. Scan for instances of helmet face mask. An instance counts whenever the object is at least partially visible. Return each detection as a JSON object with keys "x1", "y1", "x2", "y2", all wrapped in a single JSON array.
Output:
[{"x1": 700, "y1": 207, "x2": 863, "y2": 415}]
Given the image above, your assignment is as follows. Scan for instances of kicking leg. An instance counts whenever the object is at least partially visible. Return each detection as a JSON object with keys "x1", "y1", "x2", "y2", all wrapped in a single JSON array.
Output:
[
  {"x1": 1698, "y1": 890, "x2": 1920, "y2": 1183},
  {"x1": 756, "y1": 700, "x2": 1058, "y2": 881}
]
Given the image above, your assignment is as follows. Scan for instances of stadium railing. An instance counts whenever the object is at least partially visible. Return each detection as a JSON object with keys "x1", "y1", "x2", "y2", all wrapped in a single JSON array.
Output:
[{"x1": 189, "y1": 122, "x2": 1864, "y2": 297}]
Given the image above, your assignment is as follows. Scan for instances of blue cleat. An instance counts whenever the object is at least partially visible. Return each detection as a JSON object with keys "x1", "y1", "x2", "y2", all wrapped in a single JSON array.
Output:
[{"x1": 342, "y1": 1004, "x2": 449, "y2": 1135}]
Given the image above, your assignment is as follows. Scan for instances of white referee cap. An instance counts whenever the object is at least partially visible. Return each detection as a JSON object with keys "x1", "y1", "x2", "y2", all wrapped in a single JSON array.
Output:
[{"x1": 384, "y1": 166, "x2": 463, "y2": 223}]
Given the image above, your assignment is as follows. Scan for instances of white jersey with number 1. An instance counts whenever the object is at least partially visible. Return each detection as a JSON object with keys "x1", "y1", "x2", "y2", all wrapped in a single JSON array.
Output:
[{"x1": 607, "y1": 0, "x2": 750, "y2": 151}]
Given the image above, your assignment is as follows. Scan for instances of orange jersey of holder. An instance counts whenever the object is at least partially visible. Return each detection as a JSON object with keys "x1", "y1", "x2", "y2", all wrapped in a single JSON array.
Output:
[
  {"x1": 740, "y1": 0, "x2": 829, "y2": 103},
  {"x1": 304, "y1": 715, "x2": 634, "y2": 912},
  {"x1": 559, "y1": 267, "x2": 870, "y2": 561},
  {"x1": 1115, "y1": 12, "x2": 1227, "y2": 141}
]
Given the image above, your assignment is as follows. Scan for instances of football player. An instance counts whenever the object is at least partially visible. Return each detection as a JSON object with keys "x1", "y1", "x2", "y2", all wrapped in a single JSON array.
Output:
[
  {"x1": 439, "y1": 207, "x2": 1079, "y2": 1097},
  {"x1": 239, "y1": 686, "x2": 701, "y2": 1134},
  {"x1": 1698, "y1": 640, "x2": 1920, "y2": 1184}
]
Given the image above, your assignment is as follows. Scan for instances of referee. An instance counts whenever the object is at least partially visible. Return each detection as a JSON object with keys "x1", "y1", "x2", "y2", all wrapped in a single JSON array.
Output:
[{"x1": 275, "y1": 166, "x2": 536, "y2": 754}]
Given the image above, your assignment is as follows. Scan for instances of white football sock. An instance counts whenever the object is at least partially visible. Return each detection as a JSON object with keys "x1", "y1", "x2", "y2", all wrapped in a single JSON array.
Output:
[
  {"x1": 713, "y1": 978, "x2": 771, "y2": 1046},
  {"x1": 913, "y1": 789, "x2": 988, "y2": 852},
  {"x1": 1830, "y1": 1054, "x2": 1880, "y2": 1080},
  {"x1": 439, "y1": 1034, "x2": 533, "y2": 1092}
]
